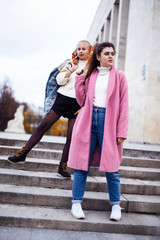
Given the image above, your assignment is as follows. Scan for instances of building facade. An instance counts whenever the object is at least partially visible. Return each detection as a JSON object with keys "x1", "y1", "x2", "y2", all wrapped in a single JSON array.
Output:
[{"x1": 87, "y1": 0, "x2": 160, "y2": 144}]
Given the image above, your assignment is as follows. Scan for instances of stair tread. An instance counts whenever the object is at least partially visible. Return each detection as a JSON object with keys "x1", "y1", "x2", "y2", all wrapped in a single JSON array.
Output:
[
  {"x1": 1, "y1": 152, "x2": 160, "y2": 162},
  {"x1": 0, "y1": 168, "x2": 160, "y2": 186},
  {"x1": 0, "y1": 204, "x2": 160, "y2": 227},
  {"x1": 120, "y1": 166, "x2": 160, "y2": 172},
  {"x1": 0, "y1": 157, "x2": 160, "y2": 173},
  {"x1": 122, "y1": 156, "x2": 160, "y2": 161},
  {"x1": 0, "y1": 204, "x2": 160, "y2": 235},
  {"x1": 0, "y1": 132, "x2": 66, "y2": 143},
  {"x1": 0, "y1": 156, "x2": 60, "y2": 164},
  {"x1": 0, "y1": 145, "x2": 62, "y2": 153},
  {"x1": 1, "y1": 132, "x2": 160, "y2": 150},
  {"x1": 0, "y1": 184, "x2": 160, "y2": 203},
  {"x1": 0, "y1": 183, "x2": 121, "y2": 201},
  {"x1": 0, "y1": 227, "x2": 159, "y2": 240}
]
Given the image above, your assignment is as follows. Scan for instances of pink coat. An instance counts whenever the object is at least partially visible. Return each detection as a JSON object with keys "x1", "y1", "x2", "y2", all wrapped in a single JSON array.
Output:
[{"x1": 68, "y1": 66, "x2": 129, "y2": 172}]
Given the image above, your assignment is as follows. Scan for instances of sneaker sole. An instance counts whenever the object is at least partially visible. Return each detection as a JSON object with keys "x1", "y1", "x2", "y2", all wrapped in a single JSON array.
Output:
[
  {"x1": 57, "y1": 173, "x2": 71, "y2": 180},
  {"x1": 110, "y1": 217, "x2": 121, "y2": 221},
  {"x1": 71, "y1": 210, "x2": 85, "y2": 219}
]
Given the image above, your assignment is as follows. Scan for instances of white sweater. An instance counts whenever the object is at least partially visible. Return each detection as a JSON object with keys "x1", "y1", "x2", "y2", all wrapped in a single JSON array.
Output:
[
  {"x1": 93, "y1": 66, "x2": 111, "y2": 108},
  {"x1": 56, "y1": 60, "x2": 87, "y2": 98}
]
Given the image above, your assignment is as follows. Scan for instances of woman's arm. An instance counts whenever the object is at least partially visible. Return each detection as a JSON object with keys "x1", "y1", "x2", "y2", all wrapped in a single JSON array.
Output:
[
  {"x1": 56, "y1": 63, "x2": 78, "y2": 85},
  {"x1": 56, "y1": 71, "x2": 69, "y2": 85},
  {"x1": 75, "y1": 74, "x2": 88, "y2": 107}
]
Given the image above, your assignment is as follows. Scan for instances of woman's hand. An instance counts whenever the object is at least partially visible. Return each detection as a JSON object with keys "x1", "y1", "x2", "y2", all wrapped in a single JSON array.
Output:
[
  {"x1": 70, "y1": 63, "x2": 78, "y2": 73},
  {"x1": 74, "y1": 108, "x2": 82, "y2": 115},
  {"x1": 116, "y1": 138, "x2": 125, "y2": 145},
  {"x1": 65, "y1": 63, "x2": 78, "y2": 78}
]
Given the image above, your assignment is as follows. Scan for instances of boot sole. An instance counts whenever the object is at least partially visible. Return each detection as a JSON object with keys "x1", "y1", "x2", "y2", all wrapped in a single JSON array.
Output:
[
  {"x1": 57, "y1": 173, "x2": 71, "y2": 180},
  {"x1": 7, "y1": 159, "x2": 25, "y2": 164}
]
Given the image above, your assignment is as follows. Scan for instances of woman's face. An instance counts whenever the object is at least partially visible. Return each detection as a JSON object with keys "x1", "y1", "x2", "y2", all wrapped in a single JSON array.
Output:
[
  {"x1": 96, "y1": 47, "x2": 115, "y2": 67},
  {"x1": 76, "y1": 42, "x2": 90, "y2": 61}
]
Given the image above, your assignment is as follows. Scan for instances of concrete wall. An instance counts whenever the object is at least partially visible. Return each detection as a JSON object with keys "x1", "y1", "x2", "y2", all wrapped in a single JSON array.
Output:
[
  {"x1": 143, "y1": 0, "x2": 160, "y2": 143},
  {"x1": 125, "y1": 0, "x2": 160, "y2": 144},
  {"x1": 87, "y1": 0, "x2": 160, "y2": 144}
]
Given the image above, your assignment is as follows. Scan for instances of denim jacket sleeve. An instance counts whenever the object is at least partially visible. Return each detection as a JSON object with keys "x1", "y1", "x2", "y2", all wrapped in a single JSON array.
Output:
[{"x1": 44, "y1": 59, "x2": 73, "y2": 116}]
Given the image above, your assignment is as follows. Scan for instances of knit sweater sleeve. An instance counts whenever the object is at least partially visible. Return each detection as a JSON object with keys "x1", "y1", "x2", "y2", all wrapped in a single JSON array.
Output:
[{"x1": 56, "y1": 71, "x2": 69, "y2": 85}]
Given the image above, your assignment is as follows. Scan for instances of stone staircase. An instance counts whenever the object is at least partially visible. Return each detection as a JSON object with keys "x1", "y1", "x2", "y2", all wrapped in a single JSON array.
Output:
[{"x1": 0, "y1": 132, "x2": 160, "y2": 237}]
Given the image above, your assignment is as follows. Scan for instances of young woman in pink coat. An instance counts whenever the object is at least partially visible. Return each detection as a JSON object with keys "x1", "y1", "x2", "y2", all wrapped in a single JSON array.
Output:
[{"x1": 68, "y1": 42, "x2": 129, "y2": 221}]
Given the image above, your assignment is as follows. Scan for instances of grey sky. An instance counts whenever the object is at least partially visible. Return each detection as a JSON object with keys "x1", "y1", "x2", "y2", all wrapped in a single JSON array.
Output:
[{"x1": 0, "y1": 0, "x2": 100, "y2": 110}]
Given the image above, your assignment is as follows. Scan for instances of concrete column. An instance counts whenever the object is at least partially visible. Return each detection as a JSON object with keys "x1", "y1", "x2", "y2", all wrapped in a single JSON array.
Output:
[
  {"x1": 103, "y1": 16, "x2": 111, "y2": 41},
  {"x1": 96, "y1": 35, "x2": 99, "y2": 43},
  {"x1": 100, "y1": 26, "x2": 104, "y2": 42},
  {"x1": 115, "y1": 0, "x2": 130, "y2": 70},
  {"x1": 109, "y1": 3, "x2": 119, "y2": 46}
]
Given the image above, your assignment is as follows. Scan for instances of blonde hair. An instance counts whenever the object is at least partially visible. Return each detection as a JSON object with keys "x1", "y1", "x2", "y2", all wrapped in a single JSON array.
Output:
[{"x1": 77, "y1": 40, "x2": 92, "y2": 52}]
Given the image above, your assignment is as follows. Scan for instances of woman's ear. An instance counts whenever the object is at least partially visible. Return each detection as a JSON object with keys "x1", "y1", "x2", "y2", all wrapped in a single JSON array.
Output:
[{"x1": 96, "y1": 54, "x2": 100, "y2": 62}]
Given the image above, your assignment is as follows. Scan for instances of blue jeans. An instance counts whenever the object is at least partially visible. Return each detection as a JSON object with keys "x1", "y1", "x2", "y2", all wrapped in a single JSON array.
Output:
[{"x1": 72, "y1": 106, "x2": 120, "y2": 205}]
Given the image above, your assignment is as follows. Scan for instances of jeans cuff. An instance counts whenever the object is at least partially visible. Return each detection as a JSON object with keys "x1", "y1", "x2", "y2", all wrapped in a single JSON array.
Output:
[
  {"x1": 72, "y1": 199, "x2": 82, "y2": 204},
  {"x1": 110, "y1": 201, "x2": 120, "y2": 206}
]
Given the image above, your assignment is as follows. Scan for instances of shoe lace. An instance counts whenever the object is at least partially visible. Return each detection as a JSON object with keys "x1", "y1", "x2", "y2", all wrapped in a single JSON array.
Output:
[
  {"x1": 61, "y1": 162, "x2": 67, "y2": 172},
  {"x1": 15, "y1": 148, "x2": 27, "y2": 157}
]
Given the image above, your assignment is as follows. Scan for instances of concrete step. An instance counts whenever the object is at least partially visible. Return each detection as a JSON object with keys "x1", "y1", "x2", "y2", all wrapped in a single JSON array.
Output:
[
  {"x1": 0, "y1": 156, "x2": 160, "y2": 180},
  {"x1": 123, "y1": 193, "x2": 160, "y2": 214},
  {"x1": 123, "y1": 146, "x2": 160, "y2": 159},
  {"x1": 122, "y1": 156, "x2": 160, "y2": 169},
  {"x1": 0, "y1": 204, "x2": 159, "y2": 236},
  {"x1": 0, "y1": 132, "x2": 65, "y2": 149},
  {"x1": 0, "y1": 184, "x2": 160, "y2": 214},
  {"x1": 0, "y1": 184, "x2": 127, "y2": 212},
  {"x1": 119, "y1": 166, "x2": 160, "y2": 180},
  {"x1": 0, "y1": 138, "x2": 64, "y2": 150},
  {"x1": 0, "y1": 168, "x2": 160, "y2": 195},
  {"x1": 0, "y1": 145, "x2": 62, "y2": 160},
  {"x1": 1, "y1": 227, "x2": 160, "y2": 240},
  {"x1": 1, "y1": 145, "x2": 160, "y2": 169},
  {"x1": 1, "y1": 132, "x2": 160, "y2": 159}
]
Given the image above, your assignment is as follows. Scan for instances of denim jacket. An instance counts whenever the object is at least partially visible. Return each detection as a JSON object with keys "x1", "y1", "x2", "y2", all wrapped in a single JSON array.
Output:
[{"x1": 44, "y1": 59, "x2": 72, "y2": 115}]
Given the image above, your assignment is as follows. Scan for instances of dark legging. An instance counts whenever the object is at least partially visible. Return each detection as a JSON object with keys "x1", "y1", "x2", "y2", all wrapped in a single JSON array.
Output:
[{"x1": 25, "y1": 109, "x2": 76, "y2": 162}]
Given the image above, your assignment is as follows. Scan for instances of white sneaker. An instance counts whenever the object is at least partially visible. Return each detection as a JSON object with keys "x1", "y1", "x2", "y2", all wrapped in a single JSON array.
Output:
[
  {"x1": 110, "y1": 205, "x2": 121, "y2": 221},
  {"x1": 71, "y1": 203, "x2": 85, "y2": 219}
]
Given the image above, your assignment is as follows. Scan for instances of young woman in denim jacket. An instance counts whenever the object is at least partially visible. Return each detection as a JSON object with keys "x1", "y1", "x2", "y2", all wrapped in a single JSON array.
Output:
[
  {"x1": 68, "y1": 42, "x2": 129, "y2": 220},
  {"x1": 8, "y1": 40, "x2": 92, "y2": 179}
]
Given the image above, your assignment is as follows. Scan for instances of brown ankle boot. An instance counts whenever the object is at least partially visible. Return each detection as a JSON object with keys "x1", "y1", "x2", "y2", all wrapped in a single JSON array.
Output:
[
  {"x1": 8, "y1": 147, "x2": 29, "y2": 163},
  {"x1": 57, "y1": 161, "x2": 71, "y2": 180}
]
